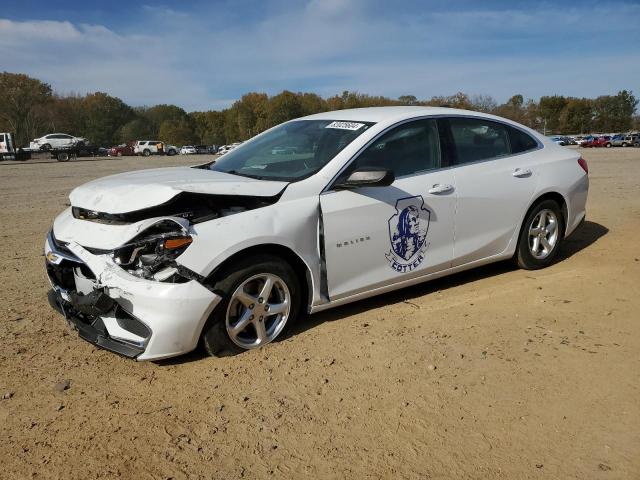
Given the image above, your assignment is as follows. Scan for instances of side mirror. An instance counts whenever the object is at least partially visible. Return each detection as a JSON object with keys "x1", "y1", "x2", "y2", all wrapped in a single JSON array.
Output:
[{"x1": 336, "y1": 168, "x2": 395, "y2": 189}]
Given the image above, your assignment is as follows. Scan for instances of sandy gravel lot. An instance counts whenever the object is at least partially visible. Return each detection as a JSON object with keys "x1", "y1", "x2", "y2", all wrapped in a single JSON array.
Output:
[{"x1": 1, "y1": 148, "x2": 639, "y2": 479}]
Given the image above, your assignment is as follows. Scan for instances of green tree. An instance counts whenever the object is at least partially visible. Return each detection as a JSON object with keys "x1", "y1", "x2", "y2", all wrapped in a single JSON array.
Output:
[
  {"x1": 494, "y1": 94, "x2": 527, "y2": 124},
  {"x1": 142, "y1": 104, "x2": 189, "y2": 136},
  {"x1": 538, "y1": 95, "x2": 568, "y2": 133},
  {"x1": 398, "y1": 95, "x2": 418, "y2": 105},
  {"x1": 558, "y1": 98, "x2": 593, "y2": 134},
  {"x1": 592, "y1": 90, "x2": 637, "y2": 132},
  {"x1": 190, "y1": 110, "x2": 226, "y2": 145},
  {"x1": 81, "y1": 92, "x2": 135, "y2": 146},
  {"x1": 0, "y1": 72, "x2": 53, "y2": 146},
  {"x1": 158, "y1": 118, "x2": 196, "y2": 145},
  {"x1": 267, "y1": 91, "x2": 305, "y2": 126},
  {"x1": 118, "y1": 118, "x2": 154, "y2": 142}
]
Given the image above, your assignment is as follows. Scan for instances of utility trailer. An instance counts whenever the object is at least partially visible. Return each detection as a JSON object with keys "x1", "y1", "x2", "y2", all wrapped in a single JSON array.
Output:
[{"x1": 47, "y1": 144, "x2": 101, "y2": 162}]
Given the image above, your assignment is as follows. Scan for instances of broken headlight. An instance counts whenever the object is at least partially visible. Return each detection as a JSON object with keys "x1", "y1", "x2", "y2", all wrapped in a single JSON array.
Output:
[{"x1": 112, "y1": 221, "x2": 193, "y2": 281}]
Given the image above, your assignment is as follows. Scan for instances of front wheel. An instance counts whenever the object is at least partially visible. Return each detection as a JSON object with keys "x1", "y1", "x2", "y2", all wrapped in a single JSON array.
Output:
[
  {"x1": 622, "y1": 143, "x2": 628, "y2": 147},
  {"x1": 605, "y1": 143, "x2": 612, "y2": 148},
  {"x1": 201, "y1": 255, "x2": 301, "y2": 357},
  {"x1": 143, "y1": 149, "x2": 151, "y2": 157},
  {"x1": 515, "y1": 200, "x2": 564, "y2": 270}
]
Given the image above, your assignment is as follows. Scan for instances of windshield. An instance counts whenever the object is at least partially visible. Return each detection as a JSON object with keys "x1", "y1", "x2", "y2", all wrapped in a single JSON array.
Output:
[{"x1": 209, "y1": 120, "x2": 374, "y2": 181}]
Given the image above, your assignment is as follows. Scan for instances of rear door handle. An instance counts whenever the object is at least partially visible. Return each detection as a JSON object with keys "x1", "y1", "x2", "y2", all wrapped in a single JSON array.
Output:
[
  {"x1": 513, "y1": 168, "x2": 532, "y2": 178},
  {"x1": 428, "y1": 183, "x2": 455, "y2": 194}
]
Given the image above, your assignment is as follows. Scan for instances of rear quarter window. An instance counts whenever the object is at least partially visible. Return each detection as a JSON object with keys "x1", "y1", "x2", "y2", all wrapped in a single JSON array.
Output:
[{"x1": 508, "y1": 126, "x2": 539, "y2": 153}]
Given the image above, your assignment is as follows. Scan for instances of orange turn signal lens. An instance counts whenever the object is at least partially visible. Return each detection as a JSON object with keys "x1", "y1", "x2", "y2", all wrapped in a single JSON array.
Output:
[{"x1": 164, "y1": 236, "x2": 193, "y2": 250}]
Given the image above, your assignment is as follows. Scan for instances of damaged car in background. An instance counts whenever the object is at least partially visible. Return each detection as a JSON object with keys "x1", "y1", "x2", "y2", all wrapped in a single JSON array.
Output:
[{"x1": 45, "y1": 107, "x2": 589, "y2": 360}]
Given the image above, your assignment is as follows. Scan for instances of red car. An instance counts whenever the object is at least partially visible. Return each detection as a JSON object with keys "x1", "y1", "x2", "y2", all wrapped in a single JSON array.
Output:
[
  {"x1": 581, "y1": 136, "x2": 610, "y2": 148},
  {"x1": 108, "y1": 144, "x2": 134, "y2": 156}
]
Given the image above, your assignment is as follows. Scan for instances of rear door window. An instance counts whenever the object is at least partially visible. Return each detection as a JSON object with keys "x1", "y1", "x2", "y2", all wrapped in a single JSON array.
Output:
[{"x1": 447, "y1": 117, "x2": 511, "y2": 165}]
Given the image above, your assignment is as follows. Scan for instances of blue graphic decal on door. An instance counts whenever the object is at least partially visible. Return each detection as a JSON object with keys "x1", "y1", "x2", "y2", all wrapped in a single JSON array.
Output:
[{"x1": 386, "y1": 196, "x2": 431, "y2": 272}]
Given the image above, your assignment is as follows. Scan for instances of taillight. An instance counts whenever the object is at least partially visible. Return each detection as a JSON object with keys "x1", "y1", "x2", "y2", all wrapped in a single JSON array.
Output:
[{"x1": 577, "y1": 157, "x2": 588, "y2": 174}]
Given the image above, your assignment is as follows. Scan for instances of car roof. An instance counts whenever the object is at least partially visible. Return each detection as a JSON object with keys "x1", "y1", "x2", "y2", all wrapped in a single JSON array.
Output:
[{"x1": 299, "y1": 106, "x2": 500, "y2": 123}]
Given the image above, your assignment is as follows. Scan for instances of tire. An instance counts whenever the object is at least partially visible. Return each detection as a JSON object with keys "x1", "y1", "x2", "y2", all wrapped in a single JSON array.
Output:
[
  {"x1": 515, "y1": 199, "x2": 564, "y2": 270},
  {"x1": 41, "y1": 143, "x2": 51, "y2": 151},
  {"x1": 143, "y1": 149, "x2": 151, "y2": 157},
  {"x1": 622, "y1": 143, "x2": 628, "y2": 147},
  {"x1": 117, "y1": 151, "x2": 123, "y2": 157},
  {"x1": 57, "y1": 152, "x2": 70, "y2": 162},
  {"x1": 201, "y1": 254, "x2": 302, "y2": 357},
  {"x1": 168, "y1": 149, "x2": 176, "y2": 156},
  {"x1": 605, "y1": 143, "x2": 612, "y2": 148}
]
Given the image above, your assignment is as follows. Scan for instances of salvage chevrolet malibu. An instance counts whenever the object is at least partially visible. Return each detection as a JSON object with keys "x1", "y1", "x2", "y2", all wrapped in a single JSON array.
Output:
[{"x1": 45, "y1": 107, "x2": 589, "y2": 360}]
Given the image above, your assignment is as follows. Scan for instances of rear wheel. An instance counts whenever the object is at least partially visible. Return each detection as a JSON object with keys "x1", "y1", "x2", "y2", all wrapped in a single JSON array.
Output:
[
  {"x1": 622, "y1": 142, "x2": 628, "y2": 147},
  {"x1": 117, "y1": 151, "x2": 123, "y2": 157},
  {"x1": 57, "y1": 152, "x2": 70, "y2": 162},
  {"x1": 201, "y1": 255, "x2": 301, "y2": 357},
  {"x1": 605, "y1": 142, "x2": 612, "y2": 148},
  {"x1": 515, "y1": 200, "x2": 564, "y2": 270}
]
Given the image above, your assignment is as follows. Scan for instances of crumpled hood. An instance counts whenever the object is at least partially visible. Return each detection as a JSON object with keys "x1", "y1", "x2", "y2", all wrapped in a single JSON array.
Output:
[{"x1": 69, "y1": 166, "x2": 289, "y2": 214}]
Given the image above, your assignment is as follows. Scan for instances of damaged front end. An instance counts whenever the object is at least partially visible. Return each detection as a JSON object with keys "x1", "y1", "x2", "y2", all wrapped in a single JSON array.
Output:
[{"x1": 46, "y1": 167, "x2": 290, "y2": 360}]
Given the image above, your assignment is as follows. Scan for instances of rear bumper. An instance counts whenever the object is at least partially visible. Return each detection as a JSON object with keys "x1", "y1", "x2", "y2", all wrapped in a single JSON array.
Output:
[{"x1": 45, "y1": 231, "x2": 221, "y2": 361}]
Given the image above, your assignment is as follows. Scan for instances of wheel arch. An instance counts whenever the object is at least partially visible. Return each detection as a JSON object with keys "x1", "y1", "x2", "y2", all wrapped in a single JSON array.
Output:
[
  {"x1": 204, "y1": 243, "x2": 314, "y2": 314},
  {"x1": 520, "y1": 190, "x2": 569, "y2": 240}
]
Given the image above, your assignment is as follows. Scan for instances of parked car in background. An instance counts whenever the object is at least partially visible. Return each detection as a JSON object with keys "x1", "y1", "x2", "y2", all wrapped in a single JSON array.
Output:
[
  {"x1": 581, "y1": 136, "x2": 610, "y2": 148},
  {"x1": 608, "y1": 134, "x2": 638, "y2": 147},
  {"x1": 109, "y1": 144, "x2": 135, "y2": 157},
  {"x1": 30, "y1": 133, "x2": 88, "y2": 151},
  {"x1": 180, "y1": 145, "x2": 197, "y2": 155},
  {"x1": 134, "y1": 141, "x2": 178, "y2": 156},
  {"x1": 195, "y1": 145, "x2": 209, "y2": 154},
  {"x1": 549, "y1": 136, "x2": 567, "y2": 146}
]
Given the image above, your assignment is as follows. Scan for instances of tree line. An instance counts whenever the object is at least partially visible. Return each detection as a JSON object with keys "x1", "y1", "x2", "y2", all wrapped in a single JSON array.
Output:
[{"x1": 0, "y1": 72, "x2": 637, "y2": 148}]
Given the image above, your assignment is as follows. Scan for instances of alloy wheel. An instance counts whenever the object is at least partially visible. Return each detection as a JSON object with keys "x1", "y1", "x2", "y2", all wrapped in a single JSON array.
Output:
[
  {"x1": 225, "y1": 273, "x2": 291, "y2": 349},
  {"x1": 528, "y1": 209, "x2": 559, "y2": 259}
]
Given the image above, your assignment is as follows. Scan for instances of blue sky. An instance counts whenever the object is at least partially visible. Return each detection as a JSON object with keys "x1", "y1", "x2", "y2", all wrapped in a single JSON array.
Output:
[{"x1": 1, "y1": 0, "x2": 639, "y2": 111}]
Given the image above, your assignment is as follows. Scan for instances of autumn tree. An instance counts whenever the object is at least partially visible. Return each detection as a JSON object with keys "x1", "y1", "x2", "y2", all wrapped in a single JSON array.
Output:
[{"x1": 0, "y1": 72, "x2": 53, "y2": 146}]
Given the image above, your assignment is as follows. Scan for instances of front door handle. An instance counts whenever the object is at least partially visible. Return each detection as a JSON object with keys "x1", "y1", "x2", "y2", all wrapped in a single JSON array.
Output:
[
  {"x1": 428, "y1": 183, "x2": 455, "y2": 194},
  {"x1": 513, "y1": 168, "x2": 532, "y2": 178}
]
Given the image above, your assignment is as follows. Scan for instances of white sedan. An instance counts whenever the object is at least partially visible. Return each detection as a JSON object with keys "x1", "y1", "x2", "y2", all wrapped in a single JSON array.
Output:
[
  {"x1": 180, "y1": 145, "x2": 197, "y2": 155},
  {"x1": 45, "y1": 107, "x2": 589, "y2": 360},
  {"x1": 30, "y1": 133, "x2": 88, "y2": 150}
]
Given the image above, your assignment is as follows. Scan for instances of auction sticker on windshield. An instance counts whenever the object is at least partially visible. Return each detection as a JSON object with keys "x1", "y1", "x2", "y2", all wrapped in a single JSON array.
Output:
[{"x1": 325, "y1": 121, "x2": 365, "y2": 130}]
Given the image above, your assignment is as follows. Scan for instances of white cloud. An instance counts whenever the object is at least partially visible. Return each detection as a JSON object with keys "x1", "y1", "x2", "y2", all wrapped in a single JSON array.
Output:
[{"x1": 0, "y1": 1, "x2": 638, "y2": 110}]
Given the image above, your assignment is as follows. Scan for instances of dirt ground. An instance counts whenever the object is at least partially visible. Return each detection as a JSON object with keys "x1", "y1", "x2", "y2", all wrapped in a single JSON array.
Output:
[{"x1": 1, "y1": 148, "x2": 639, "y2": 479}]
